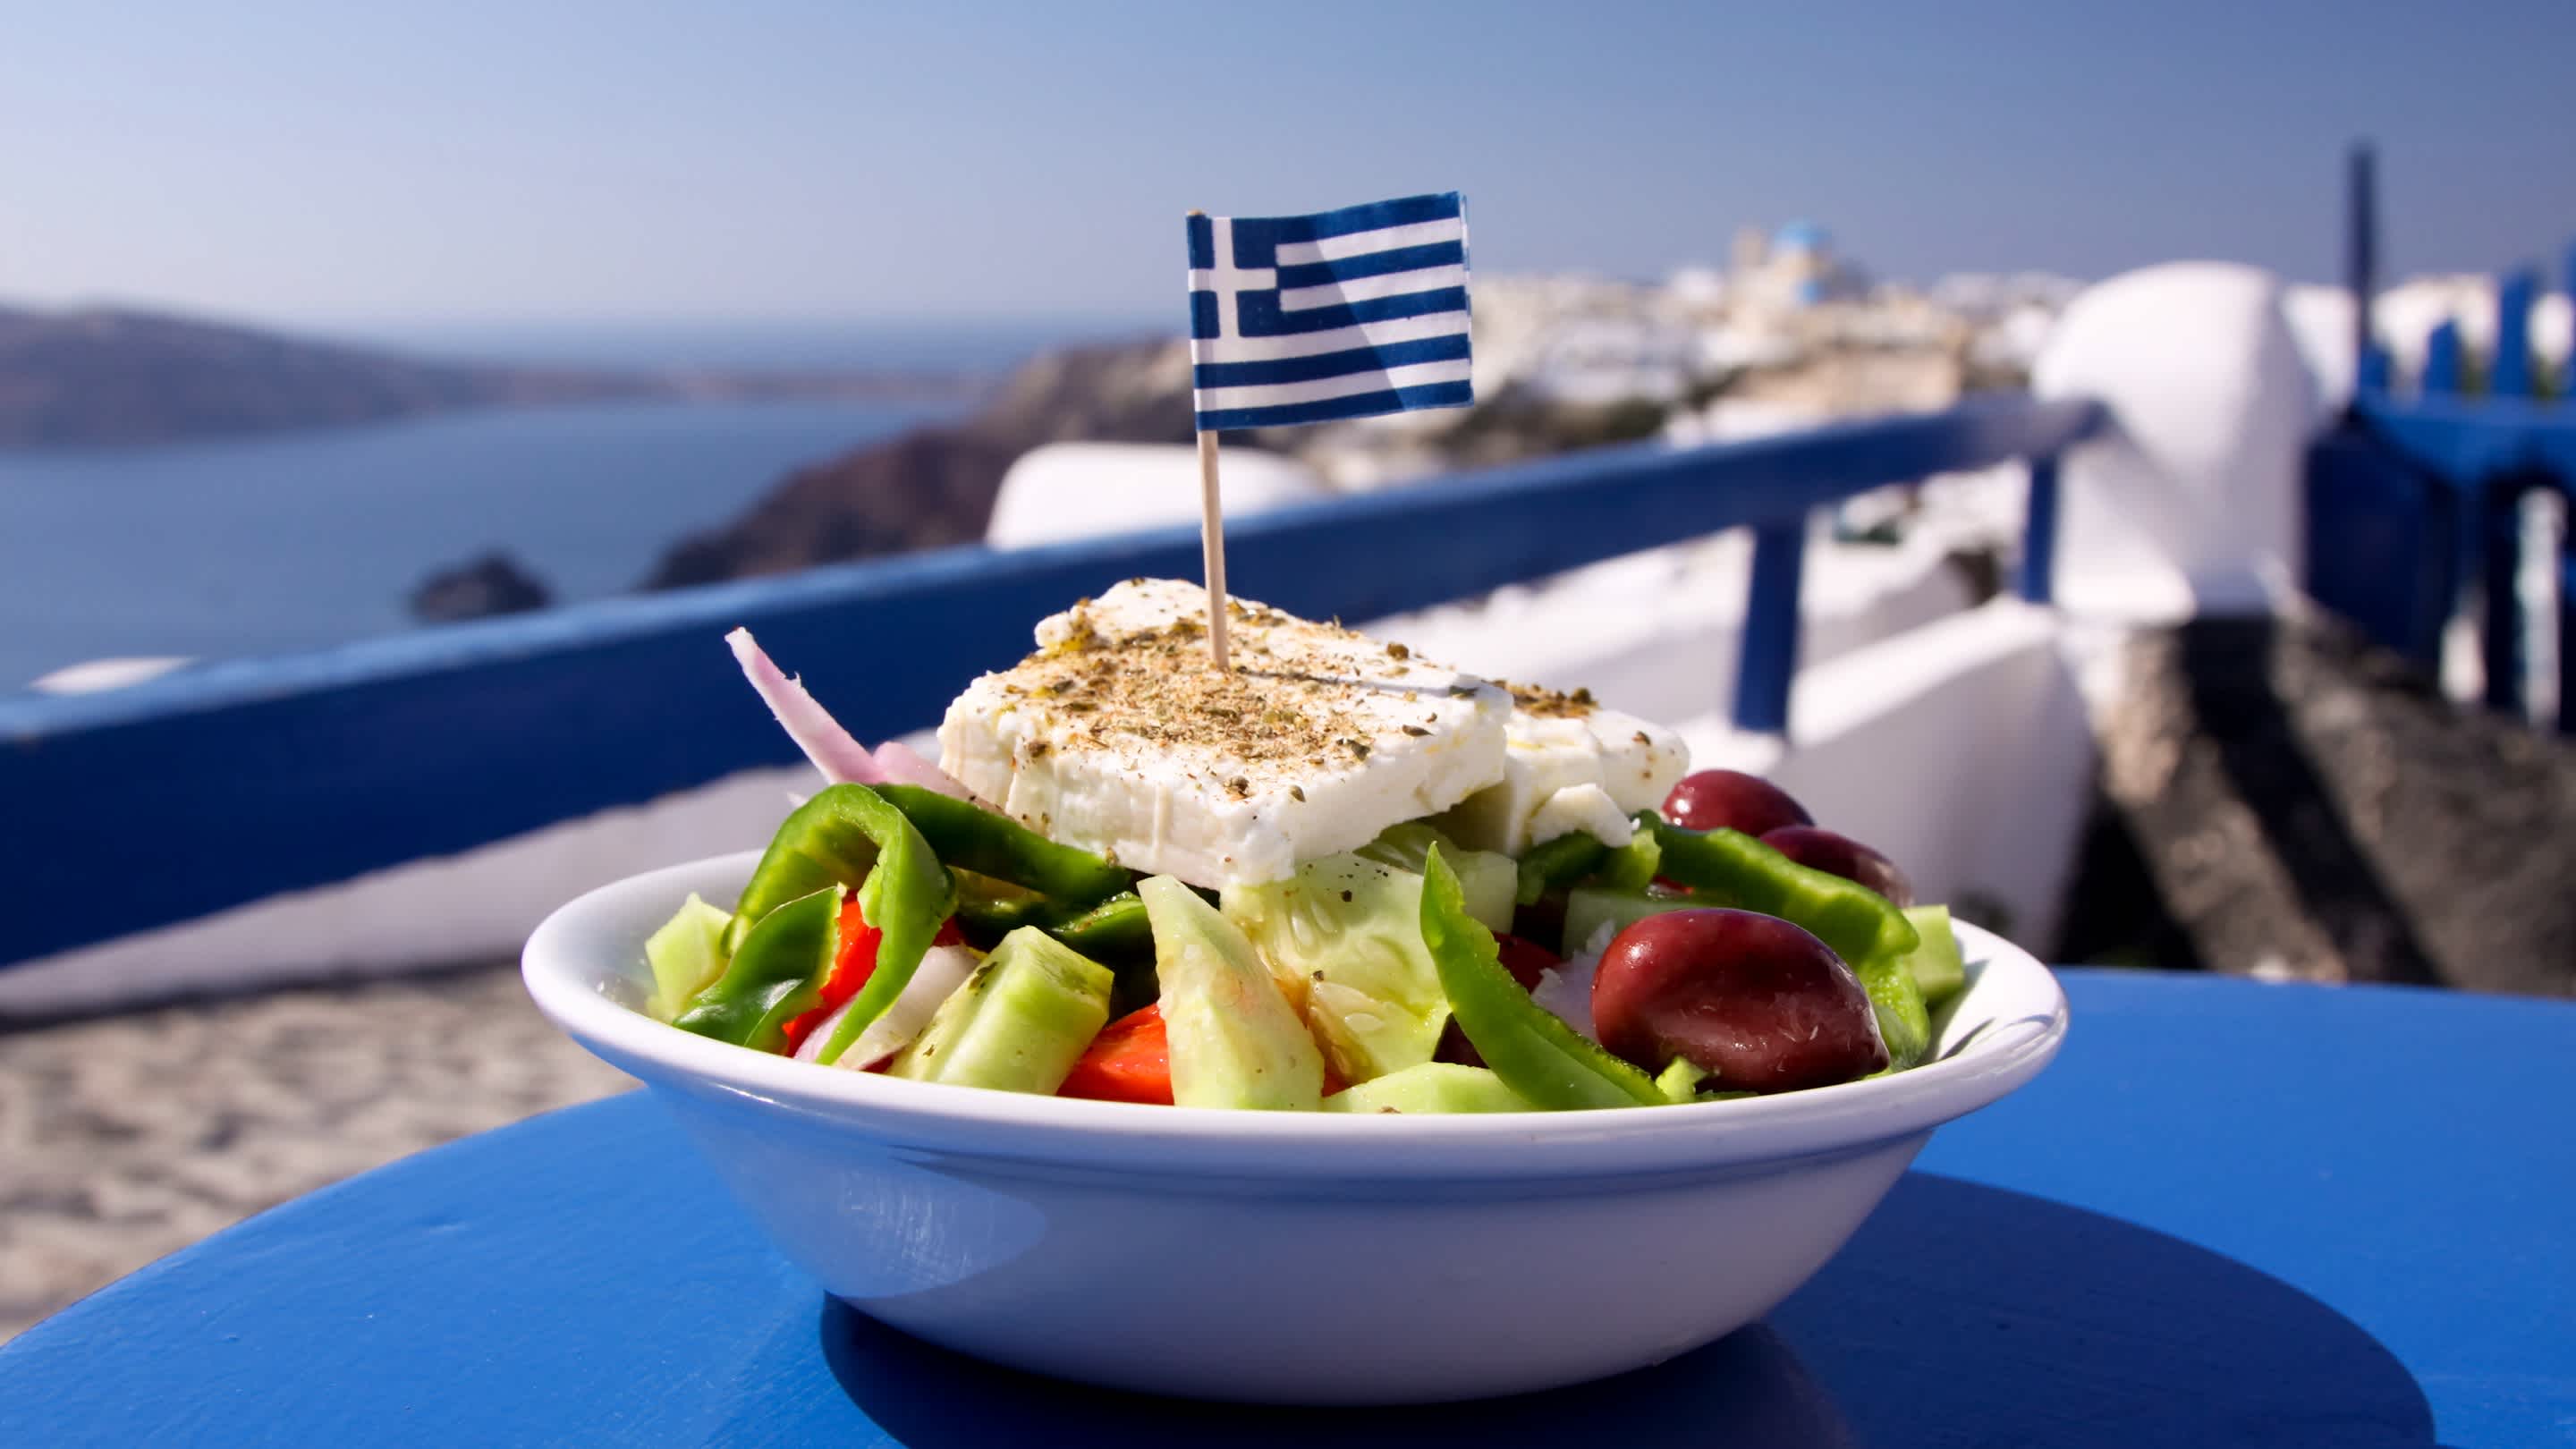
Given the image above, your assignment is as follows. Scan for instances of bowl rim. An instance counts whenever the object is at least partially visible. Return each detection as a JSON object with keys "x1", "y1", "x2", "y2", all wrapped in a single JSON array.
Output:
[{"x1": 524, "y1": 851, "x2": 2068, "y2": 1178}]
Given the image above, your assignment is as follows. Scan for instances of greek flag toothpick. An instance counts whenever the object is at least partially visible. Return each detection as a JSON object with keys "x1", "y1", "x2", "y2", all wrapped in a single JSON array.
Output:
[{"x1": 1182, "y1": 191, "x2": 1476, "y2": 668}]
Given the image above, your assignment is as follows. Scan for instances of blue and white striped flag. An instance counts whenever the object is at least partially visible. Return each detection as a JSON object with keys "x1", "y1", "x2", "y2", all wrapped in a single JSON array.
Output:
[{"x1": 1185, "y1": 191, "x2": 1472, "y2": 432}]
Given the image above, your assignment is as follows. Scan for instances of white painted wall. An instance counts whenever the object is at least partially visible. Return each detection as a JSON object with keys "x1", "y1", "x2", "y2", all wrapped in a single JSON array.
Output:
[
  {"x1": 985, "y1": 442, "x2": 1325, "y2": 549},
  {"x1": 1368, "y1": 512, "x2": 1982, "y2": 732},
  {"x1": 2036, "y1": 263, "x2": 2318, "y2": 623},
  {"x1": 2377, "y1": 276, "x2": 2498, "y2": 378},
  {"x1": 2280, "y1": 284, "x2": 2357, "y2": 414},
  {"x1": 2538, "y1": 294, "x2": 2576, "y2": 374},
  {"x1": 1674, "y1": 601, "x2": 2096, "y2": 950}
]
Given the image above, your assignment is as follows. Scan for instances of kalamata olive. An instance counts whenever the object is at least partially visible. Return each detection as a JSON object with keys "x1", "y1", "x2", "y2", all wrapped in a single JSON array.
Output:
[
  {"x1": 1758, "y1": 826, "x2": 1915, "y2": 907},
  {"x1": 1591, "y1": 909, "x2": 1888, "y2": 1091},
  {"x1": 1436, "y1": 934, "x2": 1563, "y2": 1067},
  {"x1": 1492, "y1": 933, "x2": 1562, "y2": 991},
  {"x1": 1662, "y1": 770, "x2": 1813, "y2": 836},
  {"x1": 1511, "y1": 893, "x2": 1569, "y2": 956}
]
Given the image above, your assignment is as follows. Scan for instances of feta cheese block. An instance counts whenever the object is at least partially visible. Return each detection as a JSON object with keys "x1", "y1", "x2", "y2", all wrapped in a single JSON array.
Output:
[
  {"x1": 1433, "y1": 682, "x2": 1691, "y2": 853},
  {"x1": 938, "y1": 579, "x2": 1512, "y2": 886}
]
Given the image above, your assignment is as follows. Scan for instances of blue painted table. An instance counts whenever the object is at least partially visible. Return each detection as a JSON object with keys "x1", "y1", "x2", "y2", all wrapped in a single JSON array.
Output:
[{"x1": 5, "y1": 970, "x2": 2569, "y2": 1447}]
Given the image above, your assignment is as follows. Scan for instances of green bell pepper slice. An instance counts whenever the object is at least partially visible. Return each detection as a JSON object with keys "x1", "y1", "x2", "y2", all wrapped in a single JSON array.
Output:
[
  {"x1": 717, "y1": 783, "x2": 958, "y2": 1065},
  {"x1": 1515, "y1": 832, "x2": 1609, "y2": 906},
  {"x1": 954, "y1": 890, "x2": 1046, "y2": 943},
  {"x1": 875, "y1": 784, "x2": 1131, "y2": 906},
  {"x1": 673, "y1": 886, "x2": 843, "y2": 1052},
  {"x1": 1859, "y1": 952, "x2": 1932, "y2": 1071},
  {"x1": 953, "y1": 874, "x2": 1148, "y2": 963},
  {"x1": 1642, "y1": 814, "x2": 1929, "y2": 1067},
  {"x1": 1424, "y1": 846, "x2": 1666, "y2": 1110},
  {"x1": 1045, "y1": 891, "x2": 1151, "y2": 957},
  {"x1": 728, "y1": 784, "x2": 942, "y2": 943},
  {"x1": 1596, "y1": 829, "x2": 1663, "y2": 893},
  {"x1": 1641, "y1": 815, "x2": 1917, "y2": 965}
]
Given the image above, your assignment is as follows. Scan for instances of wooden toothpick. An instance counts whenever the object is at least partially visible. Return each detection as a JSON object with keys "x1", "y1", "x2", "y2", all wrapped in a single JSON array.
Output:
[{"x1": 1196, "y1": 428, "x2": 1232, "y2": 670}]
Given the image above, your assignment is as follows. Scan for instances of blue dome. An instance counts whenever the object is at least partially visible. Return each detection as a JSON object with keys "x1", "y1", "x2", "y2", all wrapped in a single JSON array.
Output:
[{"x1": 1775, "y1": 220, "x2": 1828, "y2": 251}]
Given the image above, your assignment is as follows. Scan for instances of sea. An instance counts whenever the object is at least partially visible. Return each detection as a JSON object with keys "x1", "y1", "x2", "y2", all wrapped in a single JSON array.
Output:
[{"x1": 0, "y1": 318, "x2": 1154, "y2": 696}]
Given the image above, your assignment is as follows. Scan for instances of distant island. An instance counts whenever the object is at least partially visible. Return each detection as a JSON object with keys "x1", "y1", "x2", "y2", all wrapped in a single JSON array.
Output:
[{"x1": 0, "y1": 303, "x2": 984, "y2": 447}]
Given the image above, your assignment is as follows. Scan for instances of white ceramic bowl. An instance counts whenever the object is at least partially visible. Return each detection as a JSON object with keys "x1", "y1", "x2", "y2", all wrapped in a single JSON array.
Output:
[{"x1": 525, "y1": 851, "x2": 2067, "y2": 1405}]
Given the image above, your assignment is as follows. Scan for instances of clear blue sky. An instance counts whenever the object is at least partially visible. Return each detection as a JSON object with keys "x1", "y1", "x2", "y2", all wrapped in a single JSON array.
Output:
[{"x1": 3, "y1": 0, "x2": 2569, "y2": 325}]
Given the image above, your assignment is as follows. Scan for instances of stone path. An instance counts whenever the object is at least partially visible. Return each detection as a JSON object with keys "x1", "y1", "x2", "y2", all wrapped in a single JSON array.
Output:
[
  {"x1": 0, "y1": 964, "x2": 630, "y2": 1344},
  {"x1": 2063, "y1": 609, "x2": 2574, "y2": 995}
]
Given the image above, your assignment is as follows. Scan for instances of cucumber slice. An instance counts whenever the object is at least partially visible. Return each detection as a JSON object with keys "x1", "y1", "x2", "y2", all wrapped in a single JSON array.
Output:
[
  {"x1": 644, "y1": 893, "x2": 732, "y2": 1022},
  {"x1": 1144, "y1": 876, "x2": 1326, "y2": 1110},
  {"x1": 1356, "y1": 823, "x2": 1516, "y2": 933},
  {"x1": 1561, "y1": 886, "x2": 1708, "y2": 959},
  {"x1": 1222, "y1": 852, "x2": 1453, "y2": 1084},
  {"x1": 1451, "y1": 852, "x2": 1520, "y2": 936},
  {"x1": 1653, "y1": 1056, "x2": 1709, "y2": 1103},
  {"x1": 888, "y1": 928, "x2": 1113, "y2": 1094},
  {"x1": 1901, "y1": 904, "x2": 1967, "y2": 1006},
  {"x1": 1324, "y1": 1063, "x2": 1534, "y2": 1114}
]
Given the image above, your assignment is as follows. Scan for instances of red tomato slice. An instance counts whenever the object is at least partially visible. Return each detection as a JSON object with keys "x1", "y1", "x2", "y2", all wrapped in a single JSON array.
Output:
[
  {"x1": 1058, "y1": 1004, "x2": 1173, "y2": 1104},
  {"x1": 780, "y1": 897, "x2": 881, "y2": 1054},
  {"x1": 1058, "y1": 1003, "x2": 1347, "y2": 1102}
]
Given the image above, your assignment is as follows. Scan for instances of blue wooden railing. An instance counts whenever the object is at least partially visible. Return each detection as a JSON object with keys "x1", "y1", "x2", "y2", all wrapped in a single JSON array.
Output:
[
  {"x1": 0, "y1": 397, "x2": 2105, "y2": 966},
  {"x1": 2322, "y1": 144, "x2": 2574, "y2": 728}
]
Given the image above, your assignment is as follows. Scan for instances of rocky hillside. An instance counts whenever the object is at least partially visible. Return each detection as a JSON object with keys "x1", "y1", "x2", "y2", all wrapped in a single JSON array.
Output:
[
  {"x1": 636, "y1": 324, "x2": 1797, "y2": 587},
  {"x1": 639, "y1": 273, "x2": 2009, "y2": 586},
  {"x1": 644, "y1": 336, "x2": 1193, "y2": 587},
  {"x1": 0, "y1": 304, "x2": 968, "y2": 446}
]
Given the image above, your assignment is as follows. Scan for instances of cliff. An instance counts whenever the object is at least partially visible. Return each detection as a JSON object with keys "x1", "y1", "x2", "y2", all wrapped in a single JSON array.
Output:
[
  {"x1": 0, "y1": 304, "x2": 970, "y2": 447},
  {"x1": 643, "y1": 336, "x2": 1192, "y2": 587}
]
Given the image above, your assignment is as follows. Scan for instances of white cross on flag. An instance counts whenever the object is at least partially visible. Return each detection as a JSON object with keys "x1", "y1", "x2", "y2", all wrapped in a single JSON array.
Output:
[{"x1": 1185, "y1": 192, "x2": 1473, "y2": 432}]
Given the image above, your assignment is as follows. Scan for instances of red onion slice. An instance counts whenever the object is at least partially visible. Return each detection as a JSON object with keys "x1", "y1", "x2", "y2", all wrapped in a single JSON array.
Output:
[{"x1": 725, "y1": 627, "x2": 885, "y2": 785}]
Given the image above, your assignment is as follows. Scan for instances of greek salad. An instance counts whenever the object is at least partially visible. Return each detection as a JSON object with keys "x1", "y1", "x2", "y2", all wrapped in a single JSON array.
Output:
[{"x1": 642, "y1": 580, "x2": 1966, "y2": 1113}]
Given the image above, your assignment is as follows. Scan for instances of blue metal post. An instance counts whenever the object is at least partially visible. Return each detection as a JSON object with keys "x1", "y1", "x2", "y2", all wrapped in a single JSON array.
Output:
[
  {"x1": 2017, "y1": 454, "x2": 2061, "y2": 603},
  {"x1": 2493, "y1": 269, "x2": 2538, "y2": 398},
  {"x1": 2358, "y1": 347, "x2": 2394, "y2": 395},
  {"x1": 2560, "y1": 552, "x2": 2573, "y2": 736},
  {"x1": 2347, "y1": 141, "x2": 2380, "y2": 399},
  {"x1": 2481, "y1": 270, "x2": 2542, "y2": 719},
  {"x1": 2422, "y1": 321, "x2": 2463, "y2": 395},
  {"x1": 1733, "y1": 518, "x2": 1807, "y2": 735},
  {"x1": 2566, "y1": 241, "x2": 2576, "y2": 396},
  {"x1": 2481, "y1": 487, "x2": 2525, "y2": 716}
]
